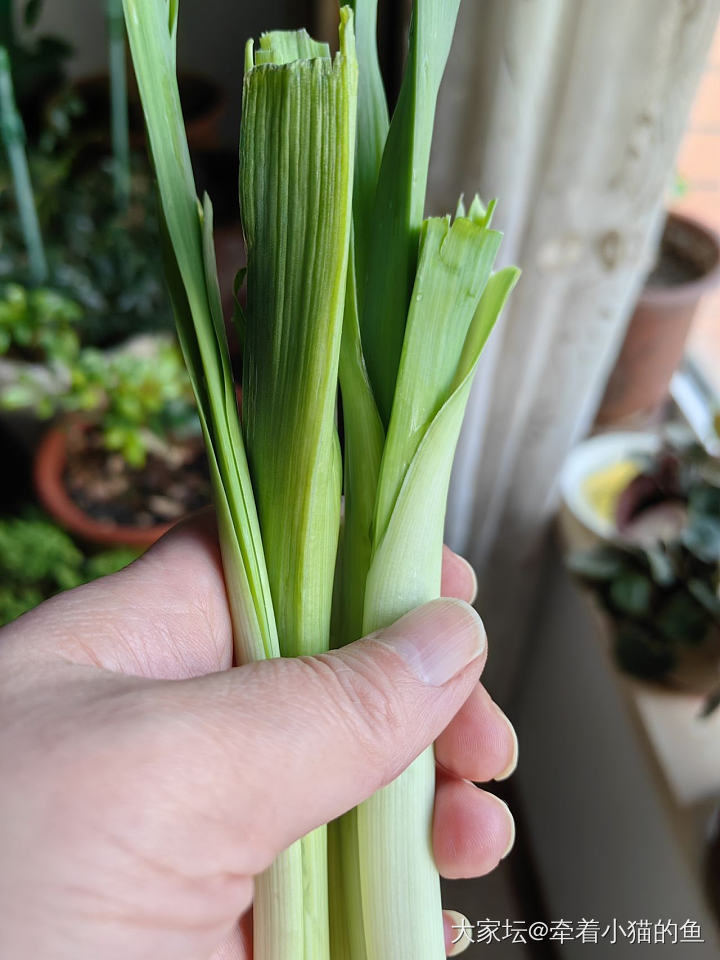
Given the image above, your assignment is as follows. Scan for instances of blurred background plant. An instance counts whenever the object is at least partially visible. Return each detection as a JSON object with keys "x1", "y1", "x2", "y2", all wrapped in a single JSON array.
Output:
[
  {"x1": 0, "y1": 0, "x2": 72, "y2": 136},
  {"x1": 0, "y1": 506, "x2": 136, "y2": 625},
  {"x1": 0, "y1": 281, "x2": 81, "y2": 364},
  {"x1": 3, "y1": 337, "x2": 198, "y2": 466},
  {"x1": 0, "y1": 0, "x2": 201, "y2": 569},
  {"x1": 0, "y1": 127, "x2": 173, "y2": 347},
  {"x1": 568, "y1": 428, "x2": 720, "y2": 695}
]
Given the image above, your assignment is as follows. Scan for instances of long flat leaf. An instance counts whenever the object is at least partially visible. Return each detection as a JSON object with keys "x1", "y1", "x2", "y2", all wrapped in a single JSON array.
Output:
[
  {"x1": 359, "y1": 265, "x2": 519, "y2": 960},
  {"x1": 124, "y1": 0, "x2": 278, "y2": 664},
  {"x1": 359, "y1": 0, "x2": 461, "y2": 424},
  {"x1": 374, "y1": 212, "x2": 502, "y2": 543}
]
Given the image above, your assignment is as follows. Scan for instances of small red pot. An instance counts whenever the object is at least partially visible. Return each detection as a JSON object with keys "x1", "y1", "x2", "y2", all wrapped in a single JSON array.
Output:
[
  {"x1": 596, "y1": 212, "x2": 720, "y2": 425},
  {"x1": 33, "y1": 420, "x2": 174, "y2": 549}
]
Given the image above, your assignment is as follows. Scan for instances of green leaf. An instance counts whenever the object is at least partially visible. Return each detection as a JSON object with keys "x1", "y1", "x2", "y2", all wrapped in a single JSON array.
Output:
[
  {"x1": 656, "y1": 590, "x2": 710, "y2": 645},
  {"x1": 347, "y1": 0, "x2": 389, "y2": 318},
  {"x1": 359, "y1": 0, "x2": 461, "y2": 424},
  {"x1": 566, "y1": 547, "x2": 629, "y2": 582},
  {"x1": 687, "y1": 578, "x2": 720, "y2": 620},
  {"x1": 358, "y1": 264, "x2": 518, "y2": 960},
  {"x1": 238, "y1": 14, "x2": 357, "y2": 960},
  {"x1": 682, "y1": 514, "x2": 720, "y2": 563},
  {"x1": 123, "y1": 0, "x2": 279, "y2": 666},
  {"x1": 231, "y1": 267, "x2": 247, "y2": 351},
  {"x1": 688, "y1": 483, "x2": 720, "y2": 518},
  {"x1": 645, "y1": 546, "x2": 677, "y2": 587},
  {"x1": 336, "y1": 244, "x2": 384, "y2": 648},
  {"x1": 609, "y1": 572, "x2": 653, "y2": 618},
  {"x1": 373, "y1": 213, "x2": 502, "y2": 542},
  {"x1": 253, "y1": 28, "x2": 329, "y2": 64},
  {"x1": 614, "y1": 623, "x2": 676, "y2": 680}
]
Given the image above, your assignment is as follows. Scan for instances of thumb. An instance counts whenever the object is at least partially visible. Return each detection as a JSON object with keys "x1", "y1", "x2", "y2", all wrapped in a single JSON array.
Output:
[{"x1": 162, "y1": 597, "x2": 486, "y2": 875}]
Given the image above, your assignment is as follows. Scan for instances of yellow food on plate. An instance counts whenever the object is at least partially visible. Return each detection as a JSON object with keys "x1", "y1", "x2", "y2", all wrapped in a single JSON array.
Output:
[{"x1": 583, "y1": 459, "x2": 641, "y2": 525}]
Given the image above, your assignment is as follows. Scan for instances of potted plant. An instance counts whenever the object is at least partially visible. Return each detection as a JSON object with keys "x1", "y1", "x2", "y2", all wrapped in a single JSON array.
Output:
[
  {"x1": 0, "y1": 149, "x2": 174, "y2": 349},
  {"x1": 43, "y1": 158, "x2": 174, "y2": 347},
  {"x1": 596, "y1": 211, "x2": 720, "y2": 426},
  {"x1": 0, "y1": 280, "x2": 81, "y2": 390},
  {"x1": 0, "y1": 281, "x2": 83, "y2": 450},
  {"x1": 1, "y1": 24, "x2": 173, "y2": 354},
  {"x1": 29, "y1": 337, "x2": 212, "y2": 547},
  {"x1": 568, "y1": 429, "x2": 720, "y2": 702},
  {"x1": 0, "y1": 506, "x2": 136, "y2": 626}
]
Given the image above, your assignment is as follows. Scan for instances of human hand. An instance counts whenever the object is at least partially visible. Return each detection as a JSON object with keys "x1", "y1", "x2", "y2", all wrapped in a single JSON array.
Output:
[{"x1": 0, "y1": 513, "x2": 517, "y2": 959}]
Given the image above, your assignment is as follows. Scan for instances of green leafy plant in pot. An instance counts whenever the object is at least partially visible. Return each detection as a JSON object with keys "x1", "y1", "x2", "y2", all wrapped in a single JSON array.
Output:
[
  {"x1": 0, "y1": 280, "x2": 82, "y2": 424},
  {"x1": 0, "y1": 20, "x2": 172, "y2": 354},
  {"x1": 0, "y1": 154, "x2": 174, "y2": 348},
  {"x1": 568, "y1": 429, "x2": 720, "y2": 706},
  {"x1": 26, "y1": 338, "x2": 212, "y2": 546}
]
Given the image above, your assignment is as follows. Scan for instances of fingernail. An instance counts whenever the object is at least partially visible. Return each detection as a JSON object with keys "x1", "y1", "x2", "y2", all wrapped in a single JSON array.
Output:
[
  {"x1": 375, "y1": 598, "x2": 485, "y2": 686},
  {"x1": 494, "y1": 709, "x2": 519, "y2": 781},
  {"x1": 458, "y1": 555, "x2": 478, "y2": 604},
  {"x1": 490, "y1": 794, "x2": 516, "y2": 859},
  {"x1": 445, "y1": 910, "x2": 473, "y2": 956}
]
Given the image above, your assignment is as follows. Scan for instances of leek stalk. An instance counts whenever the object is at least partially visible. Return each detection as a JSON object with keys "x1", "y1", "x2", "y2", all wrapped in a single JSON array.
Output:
[{"x1": 239, "y1": 15, "x2": 357, "y2": 959}]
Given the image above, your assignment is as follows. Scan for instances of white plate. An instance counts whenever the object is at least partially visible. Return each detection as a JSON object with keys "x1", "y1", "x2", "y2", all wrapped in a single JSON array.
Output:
[{"x1": 559, "y1": 431, "x2": 660, "y2": 539}]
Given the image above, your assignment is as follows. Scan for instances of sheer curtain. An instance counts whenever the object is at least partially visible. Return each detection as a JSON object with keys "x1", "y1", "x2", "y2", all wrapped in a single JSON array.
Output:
[{"x1": 429, "y1": 0, "x2": 720, "y2": 702}]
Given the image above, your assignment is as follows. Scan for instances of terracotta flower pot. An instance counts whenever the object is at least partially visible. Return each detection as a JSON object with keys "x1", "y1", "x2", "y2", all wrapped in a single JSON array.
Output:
[
  {"x1": 34, "y1": 385, "x2": 241, "y2": 549},
  {"x1": 33, "y1": 420, "x2": 174, "y2": 549},
  {"x1": 596, "y1": 211, "x2": 720, "y2": 426}
]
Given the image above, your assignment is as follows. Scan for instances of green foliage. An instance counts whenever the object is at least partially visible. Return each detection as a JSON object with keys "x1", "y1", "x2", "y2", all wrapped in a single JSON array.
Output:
[
  {"x1": 0, "y1": 0, "x2": 72, "y2": 109},
  {"x1": 609, "y1": 571, "x2": 653, "y2": 618},
  {"x1": 66, "y1": 340, "x2": 197, "y2": 468},
  {"x1": 569, "y1": 435, "x2": 720, "y2": 683},
  {"x1": 0, "y1": 280, "x2": 81, "y2": 360},
  {"x1": 0, "y1": 157, "x2": 174, "y2": 346},
  {"x1": 614, "y1": 623, "x2": 677, "y2": 681},
  {"x1": 0, "y1": 508, "x2": 137, "y2": 626},
  {"x1": 3, "y1": 336, "x2": 197, "y2": 468}
]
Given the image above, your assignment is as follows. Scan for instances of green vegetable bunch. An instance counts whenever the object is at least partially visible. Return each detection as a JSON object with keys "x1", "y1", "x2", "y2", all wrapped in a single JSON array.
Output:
[
  {"x1": 0, "y1": 508, "x2": 136, "y2": 626},
  {"x1": 0, "y1": 280, "x2": 81, "y2": 362},
  {"x1": 569, "y1": 435, "x2": 720, "y2": 683},
  {"x1": 123, "y1": 2, "x2": 518, "y2": 958}
]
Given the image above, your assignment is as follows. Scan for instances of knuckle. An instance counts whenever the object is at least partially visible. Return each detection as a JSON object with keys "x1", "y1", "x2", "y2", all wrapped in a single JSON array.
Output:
[{"x1": 302, "y1": 653, "x2": 410, "y2": 782}]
